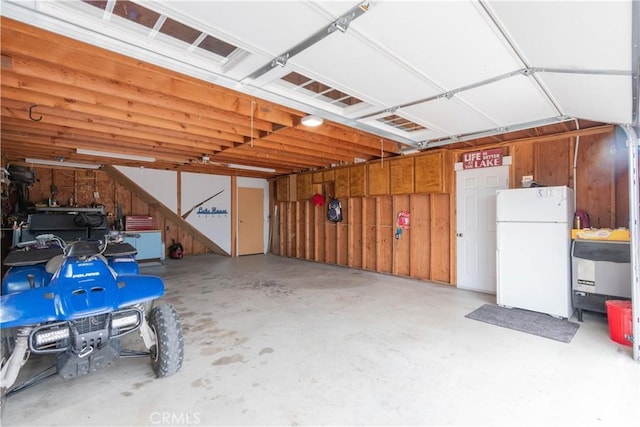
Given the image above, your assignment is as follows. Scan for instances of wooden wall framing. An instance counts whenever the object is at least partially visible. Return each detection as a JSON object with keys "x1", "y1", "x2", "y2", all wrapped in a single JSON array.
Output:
[
  {"x1": 273, "y1": 127, "x2": 634, "y2": 286},
  {"x1": 275, "y1": 193, "x2": 452, "y2": 283}
]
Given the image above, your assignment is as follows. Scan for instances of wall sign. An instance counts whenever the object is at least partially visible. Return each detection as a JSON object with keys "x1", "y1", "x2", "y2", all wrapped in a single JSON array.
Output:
[
  {"x1": 462, "y1": 148, "x2": 503, "y2": 169},
  {"x1": 196, "y1": 206, "x2": 229, "y2": 216}
]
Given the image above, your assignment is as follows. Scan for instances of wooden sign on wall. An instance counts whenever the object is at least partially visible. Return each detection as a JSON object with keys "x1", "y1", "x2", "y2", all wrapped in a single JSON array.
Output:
[{"x1": 462, "y1": 148, "x2": 503, "y2": 169}]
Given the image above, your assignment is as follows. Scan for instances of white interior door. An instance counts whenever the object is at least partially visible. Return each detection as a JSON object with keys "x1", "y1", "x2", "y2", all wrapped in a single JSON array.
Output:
[{"x1": 456, "y1": 164, "x2": 509, "y2": 293}]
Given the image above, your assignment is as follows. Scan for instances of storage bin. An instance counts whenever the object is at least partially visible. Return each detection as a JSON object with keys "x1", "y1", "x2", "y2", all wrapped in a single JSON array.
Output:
[{"x1": 605, "y1": 300, "x2": 633, "y2": 347}]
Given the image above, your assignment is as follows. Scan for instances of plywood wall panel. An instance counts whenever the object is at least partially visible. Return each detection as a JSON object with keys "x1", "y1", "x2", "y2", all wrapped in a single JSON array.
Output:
[
  {"x1": 285, "y1": 202, "x2": 294, "y2": 256},
  {"x1": 534, "y1": 138, "x2": 570, "y2": 187},
  {"x1": 337, "y1": 221, "x2": 348, "y2": 266},
  {"x1": 276, "y1": 177, "x2": 289, "y2": 202},
  {"x1": 511, "y1": 141, "x2": 534, "y2": 188},
  {"x1": 314, "y1": 204, "x2": 325, "y2": 262},
  {"x1": 179, "y1": 228, "x2": 194, "y2": 255},
  {"x1": 288, "y1": 175, "x2": 297, "y2": 202},
  {"x1": 392, "y1": 195, "x2": 411, "y2": 276},
  {"x1": 312, "y1": 171, "x2": 323, "y2": 184},
  {"x1": 295, "y1": 201, "x2": 304, "y2": 258},
  {"x1": 193, "y1": 239, "x2": 207, "y2": 255},
  {"x1": 415, "y1": 152, "x2": 445, "y2": 193},
  {"x1": 28, "y1": 167, "x2": 52, "y2": 204},
  {"x1": 115, "y1": 181, "x2": 132, "y2": 216},
  {"x1": 363, "y1": 198, "x2": 377, "y2": 271},
  {"x1": 335, "y1": 168, "x2": 350, "y2": 198},
  {"x1": 409, "y1": 194, "x2": 431, "y2": 279},
  {"x1": 148, "y1": 205, "x2": 162, "y2": 228},
  {"x1": 575, "y1": 133, "x2": 615, "y2": 228},
  {"x1": 368, "y1": 161, "x2": 390, "y2": 196},
  {"x1": 323, "y1": 170, "x2": 335, "y2": 183},
  {"x1": 51, "y1": 169, "x2": 75, "y2": 208},
  {"x1": 377, "y1": 197, "x2": 393, "y2": 273},
  {"x1": 348, "y1": 198, "x2": 363, "y2": 268},
  {"x1": 390, "y1": 158, "x2": 414, "y2": 194},
  {"x1": 279, "y1": 202, "x2": 291, "y2": 256},
  {"x1": 349, "y1": 164, "x2": 367, "y2": 197},
  {"x1": 304, "y1": 201, "x2": 313, "y2": 259},
  {"x1": 430, "y1": 194, "x2": 451, "y2": 283},
  {"x1": 325, "y1": 223, "x2": 337, "y2": 264},
  {"x1": 334, "y1": 201, "x2": 348, "y2": 266},
  {"x1": 96, "y1": 171, "x2": 115, "y2": 217},
  {"x1": 131, "y1": 194, "x2": 149, "y2": 216},
  {"x1": 614, "y1": 134, "x2": 630, "y2": 227},
  {"x1": 275, "y1": 202, "x2": 284, "y2": 256},
  {"x1": 307, "y1": 201, "x2": 316, "y2": 260},
  {"x1": 297, "y1": 173, "x2": 312, "y2": 201}
]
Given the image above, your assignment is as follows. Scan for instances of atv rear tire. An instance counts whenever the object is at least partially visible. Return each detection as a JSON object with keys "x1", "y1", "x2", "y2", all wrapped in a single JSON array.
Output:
[{"x1": 148, "y1": 304, "x2": 184, "y2": 377}]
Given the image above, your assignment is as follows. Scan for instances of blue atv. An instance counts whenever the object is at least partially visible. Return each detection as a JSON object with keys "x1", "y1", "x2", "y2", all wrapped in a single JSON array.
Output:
[{"x1": 0, "y1": 232, "x2": 184, "y2": 400}]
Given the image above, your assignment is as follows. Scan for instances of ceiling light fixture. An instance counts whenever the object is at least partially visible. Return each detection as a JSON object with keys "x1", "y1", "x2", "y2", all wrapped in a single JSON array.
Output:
[
  {"x1": 301, "y1": 115, "x2": 324, "y2": 127},
  {"x1": 227, "y1": 163, "x2": 276, "y2": 173},
  {"x1": 25, "y1": 158, "x2": 101, "y2": 169},
  {"x1": 76, "y1": 148, "x2": 156, "y2": 162}
]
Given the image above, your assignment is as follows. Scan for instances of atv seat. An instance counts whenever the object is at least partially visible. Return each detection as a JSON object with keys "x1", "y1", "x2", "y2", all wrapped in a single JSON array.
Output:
[{"x1": 3, "y1": 247, "x2": 64, "y2": 266}]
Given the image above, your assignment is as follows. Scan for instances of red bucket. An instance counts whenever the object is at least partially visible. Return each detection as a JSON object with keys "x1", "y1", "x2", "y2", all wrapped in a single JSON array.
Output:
[{"x1": 605, "y1": 300, "x2": 633, "y2": 347}]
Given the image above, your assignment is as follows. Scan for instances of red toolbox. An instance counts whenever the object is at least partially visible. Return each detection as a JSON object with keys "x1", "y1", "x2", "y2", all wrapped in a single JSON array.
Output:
[{"x1": 124, "y1": 215, "x2": 154, "y2": 231}]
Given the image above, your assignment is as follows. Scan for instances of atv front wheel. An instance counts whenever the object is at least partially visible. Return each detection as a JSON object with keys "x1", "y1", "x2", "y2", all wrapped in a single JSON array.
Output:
[{"x1": 148, "y1": 304, "x2": 184, "y2": 377}]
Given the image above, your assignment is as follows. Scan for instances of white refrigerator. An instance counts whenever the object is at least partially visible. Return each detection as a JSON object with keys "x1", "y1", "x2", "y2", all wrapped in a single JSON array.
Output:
[{"x1": 496, "y1": 186, "x2": 574, "y2": 318}]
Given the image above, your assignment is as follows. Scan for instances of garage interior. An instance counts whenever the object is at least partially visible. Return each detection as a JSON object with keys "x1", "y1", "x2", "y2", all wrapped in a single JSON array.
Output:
[{"x1": 1, "y1": 0, "x2": 639, "y2": 425}]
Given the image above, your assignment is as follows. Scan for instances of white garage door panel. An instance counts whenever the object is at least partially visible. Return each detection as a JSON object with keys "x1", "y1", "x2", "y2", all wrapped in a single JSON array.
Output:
[
  {"x1": 457, "y1": 74, "x2": 559, "y2": 125},
  {"x1": 353, "y1": 1, "x2": 522, "y2": 89},
  {"x1": 403, "y1": 97, "x2": 497, "y2": 136},
  {"x1": 292, "y1": 32, "x2": 441, "y2": 107},
  {"x1": 158, "y1": 1, "x2": 337, "y2": 56},
  {"x1": 486, "y1": 1, "x2": 632, "y2": 70},
  {"x1": 539, "y1": 73, "x2": 633, "y2": 124}
]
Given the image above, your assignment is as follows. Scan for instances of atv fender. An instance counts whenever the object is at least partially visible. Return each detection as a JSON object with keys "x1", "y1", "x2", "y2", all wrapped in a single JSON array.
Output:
[{"x1": 0, "y1": 276, "x2": 164, "y2": 328}]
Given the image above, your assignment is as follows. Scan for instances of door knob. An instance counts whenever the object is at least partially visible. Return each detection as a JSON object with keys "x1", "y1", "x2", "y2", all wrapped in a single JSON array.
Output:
[{"x1": 456, "y1": 232, "x2": 463, "y2": 237}]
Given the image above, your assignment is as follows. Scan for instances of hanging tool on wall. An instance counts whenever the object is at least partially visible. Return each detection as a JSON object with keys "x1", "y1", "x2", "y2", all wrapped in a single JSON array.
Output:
[{"x1": 182, "y1": 189, "x2": 224, "y2": 220}]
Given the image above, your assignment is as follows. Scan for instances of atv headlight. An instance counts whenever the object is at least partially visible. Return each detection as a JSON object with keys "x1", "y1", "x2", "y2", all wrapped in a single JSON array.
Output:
[
  {"x1": 111, "y1": 313, "x2": 139, "y2": 329},
  {"x1": 35, "y1": 327, "x2": 70, "y2": 346},
  {"x1": 110, "y1": 308, "x2": 142, "y2": 337}
]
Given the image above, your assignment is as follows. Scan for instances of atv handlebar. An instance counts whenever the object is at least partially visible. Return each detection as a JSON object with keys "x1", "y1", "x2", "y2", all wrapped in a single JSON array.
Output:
[
  {"x1": 16, "y1": 232, "x2": 138, "y2": 252},
  {"x1": 16, "y1": 234, "x2": 60, "y2": 248}
]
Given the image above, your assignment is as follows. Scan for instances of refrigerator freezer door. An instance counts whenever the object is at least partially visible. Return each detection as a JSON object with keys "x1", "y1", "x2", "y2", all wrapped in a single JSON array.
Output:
[
  {"x1": 496, "y1": 186, "x2": 573, "y2": 223},
  {"x1": 497, "y1": 221, "x2": 573, "y2": 318}
]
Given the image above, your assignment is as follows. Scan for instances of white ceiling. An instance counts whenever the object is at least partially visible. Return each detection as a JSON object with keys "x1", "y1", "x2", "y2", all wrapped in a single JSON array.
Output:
[{"x1": 3, "y1": 0, "x2": 637, "y2": 149}]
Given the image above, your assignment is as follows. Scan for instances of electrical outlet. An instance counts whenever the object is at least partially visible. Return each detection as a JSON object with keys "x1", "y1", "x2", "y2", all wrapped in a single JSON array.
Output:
[{"x1": 93, "y1": 191, "x2": 100, "y2": 199}]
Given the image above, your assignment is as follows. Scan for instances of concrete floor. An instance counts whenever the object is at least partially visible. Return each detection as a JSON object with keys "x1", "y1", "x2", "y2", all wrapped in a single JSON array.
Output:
[{"x1": 1, "y1": 254, "x2": 638, "y2": 426}]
